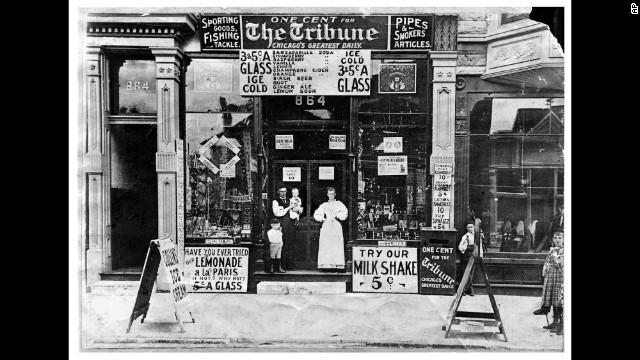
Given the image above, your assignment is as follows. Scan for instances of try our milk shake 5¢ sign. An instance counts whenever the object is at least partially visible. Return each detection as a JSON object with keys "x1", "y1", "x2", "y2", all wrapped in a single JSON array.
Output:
[{"x1": 352, "y1": 247, "x2": 418, "y2": 293}]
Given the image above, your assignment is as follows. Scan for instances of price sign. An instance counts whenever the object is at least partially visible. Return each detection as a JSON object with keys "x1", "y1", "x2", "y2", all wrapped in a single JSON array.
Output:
[
  {"x1": 431, "y1": 163, "x2": 452, "y2": 230},
  {"x1": 352, "y1": 247, "x2": 418, "y2": 293},
  {"x1": 239, "y1": 50, "x2": 371, "y2": 96}
]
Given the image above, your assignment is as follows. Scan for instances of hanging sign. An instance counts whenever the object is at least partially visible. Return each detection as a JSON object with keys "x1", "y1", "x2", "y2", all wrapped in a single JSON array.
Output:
[
  {"x1": 283, "y1": 167, "x2": 301, "y2": 182},
  {"x1": 383, "y1": 137, "x2": 403, "y2": 153},
  {"x1": 431, "y1": 163, "x2": 453, "y2": 230},
  {"x1": 352, "y1": 246, "x2": 418, "y2": 293},
  {"x1": 239, "y1": 49, "x2": 371, "y2": 96},
  {"x1": 379, "y1": 64, "x2": 417, "y2": 94},
  {"x1": 329, "y1": 134, "x2": 346, "y2": 150},
  {"x1": 198, "y1": 155, "x2": 220, "y2": 174},
  {"x1": 319, "y1": 166, "x2": 335, "y2": 180},
  {"x1": 378, "y1": 156, "x2": 408, "y2": 176},
  {"x1": 184, "y1": 246, "x2": 249, "y2": 292},
  {"x1": 275, "y1": 135, "x2": 294, "y2": 149}
]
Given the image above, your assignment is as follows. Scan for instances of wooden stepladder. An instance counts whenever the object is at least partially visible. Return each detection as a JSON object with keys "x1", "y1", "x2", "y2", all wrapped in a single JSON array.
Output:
[
  {"x1": 127, "y1": 238, "x2": 195, "y2": 333},
  {"x1": 442, "y1": 254, "x2": 508, "y2": 342}
]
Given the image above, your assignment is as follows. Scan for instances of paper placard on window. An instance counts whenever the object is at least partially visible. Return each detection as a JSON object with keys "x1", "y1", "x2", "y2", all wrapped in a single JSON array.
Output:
[
  {"x1": 329, "y1": 134, "x2": 346, "y2": 150},
  {"x1": 198, "y1": 135, "x2": 219, "y2": 155},
  {"x1": 283, "y1": 167, "x2": 301, "y2": 182},
  {"x1": 226, "y1": 155, "x2": 241, "y2": 168},
  {"x1": 220, "y1": 135, "x2": 241, "y2": 154},
  {"x1": 220, "y1": 163, "x2": 236, "y2": 178},
  {"x1": 319, "y1": 166, "x2": 334, "y2": 180},
  {"x1": 378, "y1": 156, "x2": 408, "y2": 176},
  {"x1": 198, "y1": 155, "x2": 219, "y2": 174},
  {"x1": 275, "y1": 135, "x2": 293, "y2": 149},
  {"x1": 383, "y1": 137, "x2": 403, "y2": 153}
]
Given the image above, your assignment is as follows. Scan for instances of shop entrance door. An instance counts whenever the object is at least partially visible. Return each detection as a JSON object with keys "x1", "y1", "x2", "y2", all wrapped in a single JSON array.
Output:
[{"x1": 273, "y1": 160, "x2": 348, "y2": 270}]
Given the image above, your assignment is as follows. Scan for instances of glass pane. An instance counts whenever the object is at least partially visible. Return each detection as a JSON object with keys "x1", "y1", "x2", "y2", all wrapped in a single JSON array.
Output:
[
  {"x1": 185, "y1": 113, "x2": 254, "y2": 238},
  {"x1": 116, "y1": 60, "x2": 157, "y2": 114},
  {"x1": 186, "y1": 59, "x2": 253, "y2": 112},
  {"x1": 358, "y1": 59, "x2": 429, "y2": 114},
  {"x1": 269, "y1": 96, "x2": 349, "y2": 120},
  {"x1": 358, "y1": 113, "x2": 428, "y2": 126},
  {"x1": 522, "y1": 137, "x2": 564, "y2": 165},
  {"x1": 357, "y1": 126, "x2": 429, "y2": 240}
]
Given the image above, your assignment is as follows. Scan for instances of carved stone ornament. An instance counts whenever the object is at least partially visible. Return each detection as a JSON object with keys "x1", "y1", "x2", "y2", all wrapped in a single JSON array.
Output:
[
  {"x1": 455, "y1": 77, "x2": 466, "y2": 90},
  {"x1": 494, "y1": 42, "x2": 537, "y2": 63}
]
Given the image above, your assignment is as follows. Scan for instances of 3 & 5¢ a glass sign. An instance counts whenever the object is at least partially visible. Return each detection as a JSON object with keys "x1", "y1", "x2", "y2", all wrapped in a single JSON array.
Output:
[{"x1": 199, "y1": 15, "x2": 433, "y2": 96}]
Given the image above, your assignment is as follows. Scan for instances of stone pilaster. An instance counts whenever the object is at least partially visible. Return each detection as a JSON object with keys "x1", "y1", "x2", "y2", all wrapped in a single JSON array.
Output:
[
  {"x1": 84, "y1": 46, "x2": 106, "y2": 288},
  {"x1": 430, "y1": 51, "x2": 458, "y2": 229},
  {"x1": 152, "y1": 48, "x2": 184, "y2": 291}
]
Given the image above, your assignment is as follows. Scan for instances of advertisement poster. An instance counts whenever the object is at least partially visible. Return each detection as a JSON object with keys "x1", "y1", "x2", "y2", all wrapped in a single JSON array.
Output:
[
  {"x1": 283, "y1": 167, "x2": 301, "y2": 182},
  {"x1": 194, "y1": 62, "x2": 233, "y2": 93},
  {"x1": 383, "y1": 137, "x2": 403, "y2": 153},
  {"x1": 419, "y1": 241, "x2": 456, "y2": 295},
  {"x1": 275, "y1": 135, "x2": 294, "y2": 149},
  {"x1": 378, "y1": 64, "x2": 416, "y2": 94},
  {"x1": 184, "y1": 247, "x2": 249, "y2": 292},
  {"x1": 239, "y1": 49, "x2": 371, "y2": 96},
  {"x1": 200, "y1": 15, "x2": 242, "y2": 50},
  {"x1": 378, "y1": 155, "x2": 408, "y2": 176},
  {"x1": 389, "y1": 15, "x2": 433, "y2": 50},
  {"x1": 352, "y1": 246, "x2": 418, "y2": 293},
  {"x1": 156, "y1": 239, "x2": 190, "y2": 303},
  {"x1": 432, "y1": 163, "x2": 453, "y2": 230},
  {"x1": 329, "y1": 134, "x2": 346, "y2": 149},
  {"x1": 220, "y1": 163, "x2": 236, "y2": 178},
  {"x1": 241, "y1": 15, "x2": 389, "y2": 50},
  {"x1": 318, "y1": 166, "x2": 335, "y2": 180}
]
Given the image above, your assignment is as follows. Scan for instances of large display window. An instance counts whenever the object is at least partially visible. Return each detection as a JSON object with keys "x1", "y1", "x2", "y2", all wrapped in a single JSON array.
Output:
[
  {"x1": 468, "y1": 97, "x2": 564, "y2": 254},
  {"x1": 184, "y1": 58, "x2": 256, "y2": 240},
  {"x1": 355, "y1": 58, "x2": 431, "y2": 241}
]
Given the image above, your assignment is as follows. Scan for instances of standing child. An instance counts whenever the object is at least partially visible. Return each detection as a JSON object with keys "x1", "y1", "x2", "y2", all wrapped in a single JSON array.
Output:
[
  {"x1": 533, "y1": 230, "x2": 564, "y2": 333},
  {"x1": 266, "y1": 218, "x2": 286, "y2": 274},
  {"x1": 289, "y1": 188, "x2": 304, "y2": 226}
]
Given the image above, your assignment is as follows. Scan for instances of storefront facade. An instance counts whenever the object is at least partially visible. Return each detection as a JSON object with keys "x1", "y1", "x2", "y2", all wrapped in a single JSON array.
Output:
[{"x1": 78, "y1": 8, "x2": 564, "y2": 294}]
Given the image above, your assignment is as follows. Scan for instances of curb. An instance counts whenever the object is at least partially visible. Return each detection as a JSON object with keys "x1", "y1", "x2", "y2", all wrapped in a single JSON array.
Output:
[{"x1": 85, "y1": 337, "x2": 529, "y2": 351}]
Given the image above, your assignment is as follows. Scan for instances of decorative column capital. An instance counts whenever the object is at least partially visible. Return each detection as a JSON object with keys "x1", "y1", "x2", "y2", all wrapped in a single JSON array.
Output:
[{"x1": 152, "y1": 48, "x2": 183, "y2": 81}]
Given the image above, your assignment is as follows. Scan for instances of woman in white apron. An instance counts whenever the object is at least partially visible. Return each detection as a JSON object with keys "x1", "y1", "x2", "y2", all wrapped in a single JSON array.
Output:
[{"x1": 314, "y1": 187, "x2": 349, "y2": 271}]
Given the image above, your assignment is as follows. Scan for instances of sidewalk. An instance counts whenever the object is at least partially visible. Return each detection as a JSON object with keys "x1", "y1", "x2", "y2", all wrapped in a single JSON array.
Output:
[{"x1": 80, "y1": 291, "x2": 565, "y2": 351}]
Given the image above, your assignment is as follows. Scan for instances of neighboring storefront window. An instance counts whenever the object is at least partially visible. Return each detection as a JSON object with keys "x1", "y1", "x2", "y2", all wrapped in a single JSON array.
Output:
[
  {"x1": 185, "y1": 58, "x2": 255, "y2": 238},
  {"x1": 356, "y1": 59, "x2": 431, "y2": 241},
  {"x1": 469, "y1": 97, "x2": 564, "y2": 254},
  {"x1": 109, "y1": 58, "x2": 157, "y2": 115}
]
